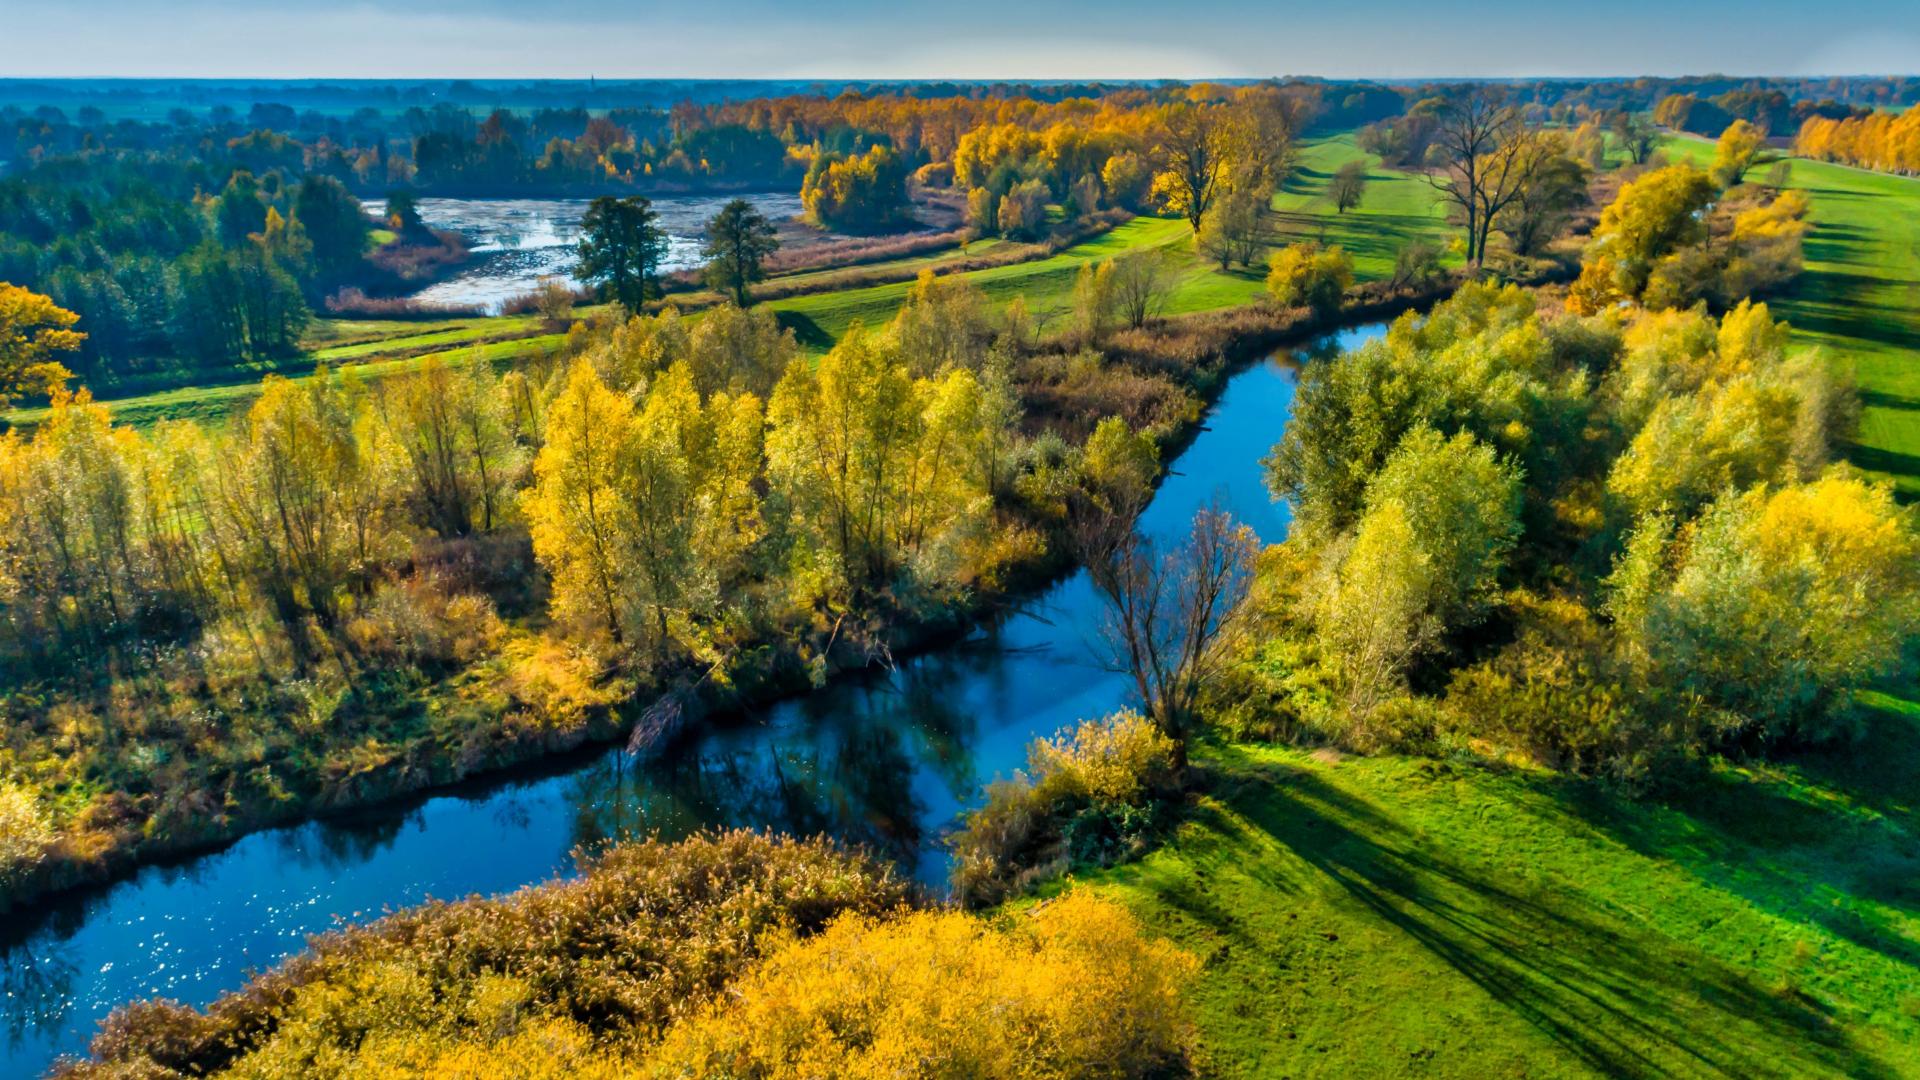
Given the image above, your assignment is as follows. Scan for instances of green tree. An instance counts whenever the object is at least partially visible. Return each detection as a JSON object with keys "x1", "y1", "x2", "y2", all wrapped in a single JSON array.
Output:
[
  {"x1": 215, "y1": 170, "x2": 268, "y2": 247},
  {"x1": 1328, "y1": 159, "x2": 1370, "y2": 214},
  {"x1": 293, "y1": 175, "x2": 372, "y2": 281},
  {"x1": 575, "y1": 195, "x2": 668, "y2": 313},
  {"x1": 1321, "y1": 427, "x2": 1522, "y2": 710},
  {"x1": 701, "y1": 198, "x2": 781, "y2": 306}
]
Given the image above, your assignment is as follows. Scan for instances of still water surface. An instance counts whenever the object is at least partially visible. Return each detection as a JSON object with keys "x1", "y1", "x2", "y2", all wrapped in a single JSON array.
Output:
[
  {"x1": 373, "y1": 192, "x2": 805, "y2": 312},
  {"x1": 0, "y1": 323, "x2": 1383, "y2": 1076}
]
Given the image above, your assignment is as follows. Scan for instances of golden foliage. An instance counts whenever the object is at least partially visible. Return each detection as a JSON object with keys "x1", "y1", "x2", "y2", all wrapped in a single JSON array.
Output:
[{"x1": 649, "y1": 890, "x2": 1197, "y2": 1079}]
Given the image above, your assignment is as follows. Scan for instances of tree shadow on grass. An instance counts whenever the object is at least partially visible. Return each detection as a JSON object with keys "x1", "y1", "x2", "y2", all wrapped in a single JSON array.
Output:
[
  {"x1": 1190, "y1": 747, "x2": 1903, "y2": 1080},
  {"x1": 773, "y1": 310, "x2": 833, "y2": 351},
  {"x1": 1560, "y1": 700, "x2": 1920, "y2": 972}
]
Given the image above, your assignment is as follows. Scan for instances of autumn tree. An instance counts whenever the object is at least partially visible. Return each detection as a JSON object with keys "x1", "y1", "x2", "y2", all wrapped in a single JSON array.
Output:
[
  {"x1": 1710, "y1": 118, "x2": 1769, "y2": 188},
  {"x1": 996, "y1": 179, "x2": 1051, "y2": 241},
  {"x1": 213, "y1": 372, "x2": 392, "y2": 662},
  {"x1": 575, "y1": 195, "x2": 668, "y2": 312},
  {"x1": 1151, "y1": 102, "x2": 1235, "y2": 232},
  {"x1": 378, "y1": 358, "x2": 525, "y2": 537},
  {"x1": 524, "y1": 360, "x2": 636, "y2": 642},
  {"x1": 1608, "y1": 473, "x2": 1920, "y2": 744},
  {"x1": 1328, "y1": 159, "x2": 1369, "y2": 214},
  {"x1": 801, "y1": 145, "x2": 910, "y2": 233},
  {"x1": 1426, "y1": 88, "x2": 1547, "y2": 267},
  {"x1": 701, "y1": 198, "x2": 781, "y2": 306},
  {"x1": 1266, "y1": 242, "x2": 1353, "y2": 318},
  {"x1": 0, "y1": 283, "x2": 82, "y2": 407}
]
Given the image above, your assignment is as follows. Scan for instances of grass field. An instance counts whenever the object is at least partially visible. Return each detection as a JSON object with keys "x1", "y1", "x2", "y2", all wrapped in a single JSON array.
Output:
[
  {"x1": 1270, "y1": 133, "x2": 1457, "y2": 280},
  {"x1": 1067, "y1": 724, "x2": 1920, "y2": 1079},
  {"x1": 1661, "y1": 135, "x2": 1920, "y2": 495}
]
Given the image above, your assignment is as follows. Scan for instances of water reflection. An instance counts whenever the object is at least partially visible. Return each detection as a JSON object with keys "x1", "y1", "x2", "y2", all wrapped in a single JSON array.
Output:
[
  {"x1": 0, "y1": 326, "x2": 1384, "y2": 1076},
  {"x1": 369, "y1": 193, "x2": 806, "y2": 312}
]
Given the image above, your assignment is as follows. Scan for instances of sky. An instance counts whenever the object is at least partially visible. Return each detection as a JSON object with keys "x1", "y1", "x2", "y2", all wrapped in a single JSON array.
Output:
[{"x1": 6, "y1": 0, "x2": 1919, "y2": 81}]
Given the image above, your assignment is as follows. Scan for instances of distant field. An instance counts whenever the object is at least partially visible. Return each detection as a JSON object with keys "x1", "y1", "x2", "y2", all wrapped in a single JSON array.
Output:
[
  {"x1": 1269, "y1": 133, "x2": 1456, "y2": 280},
  {"x1": 1662, "y1": 135, "x2": 1920, "y2": 495},
  {"x1": 1075, "y1": 730, "x2": 1920, "y2": 1078},
  {"x1": 0, "y1": 135, "x2": 1474, "y2": 426}
]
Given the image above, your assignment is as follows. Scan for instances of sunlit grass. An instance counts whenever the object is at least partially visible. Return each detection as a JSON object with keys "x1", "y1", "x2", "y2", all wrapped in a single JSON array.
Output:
[{"x1": 1068, "y1": 727, "x2": 1920, "y2": 1078}]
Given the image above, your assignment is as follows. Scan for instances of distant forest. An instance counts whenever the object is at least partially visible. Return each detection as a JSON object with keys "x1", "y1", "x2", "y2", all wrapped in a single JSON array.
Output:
[{"x1": 1, "y1": 74, "x2": 1908, "y2": 377}]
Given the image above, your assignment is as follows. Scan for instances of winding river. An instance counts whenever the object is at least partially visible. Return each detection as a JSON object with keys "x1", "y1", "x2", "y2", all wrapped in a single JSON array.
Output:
[{"x1": 0, "y1": 323, "x2": 1384, "y2": 1076}]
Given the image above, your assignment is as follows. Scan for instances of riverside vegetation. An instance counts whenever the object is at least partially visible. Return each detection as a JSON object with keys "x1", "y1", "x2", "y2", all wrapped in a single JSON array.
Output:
[{"x1": 9, "y1": 75, "x2": 1920, "y2": 1078}]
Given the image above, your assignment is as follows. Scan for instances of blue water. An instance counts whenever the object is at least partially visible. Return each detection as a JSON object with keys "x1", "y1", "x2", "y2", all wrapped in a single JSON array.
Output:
[{"x1": 0, "y1": 323, "x2": 1383, "y2": 1076}]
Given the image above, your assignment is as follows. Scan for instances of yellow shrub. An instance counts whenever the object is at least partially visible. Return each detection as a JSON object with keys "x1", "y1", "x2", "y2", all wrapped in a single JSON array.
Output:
[
  {"x1": 0, "y1": 782, "x2": 52, "y2": 885},
  {"x1": 1029, "y1": 710, "x2": 1177, "y2": 806},
  {"x1": 648, "y1": 890, "x2": 1197, "y2": 1079}
]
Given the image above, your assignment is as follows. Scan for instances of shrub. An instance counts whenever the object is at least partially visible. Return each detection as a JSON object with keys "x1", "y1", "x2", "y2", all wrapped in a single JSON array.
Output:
[
  {"x1": 650, "y1": 890, "x2": 1198, "y2": 1079},
  {"x1": 1608, "y1": 472, "x2": 1920, "y2": 745},
  {"x1": 0, "y1": 782, "x2": 52, "y2": 888},
  {"x1": 1442, "y1": 592, "x2": 1678, "y2": 785},
  {"x1": 67, "y1": 833, "x2": 912, "y2": 1078},
  {"x1": 950, "y1": 711, "x2": 1177, "y2": 907},
  {"x1": 1266, "y1": 241, "x2": 1354, "y2": 319}
]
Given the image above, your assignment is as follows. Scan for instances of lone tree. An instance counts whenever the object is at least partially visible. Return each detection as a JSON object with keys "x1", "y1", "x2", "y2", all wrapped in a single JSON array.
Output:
[
  {"x1": 1426, "y1": 87, "x2": 1546, "y2": 268},
  {"x1": 1087, "y1": 500, "x2": 1258, "y2": 763},
  {"x1": 1329, "y1": 159, "x2": 1370, "y2": 214},
  {"x1": 1612, "y1": 110, "x2": 1659, "y2": 164},
  {"x1": 702, "y1": 198, "x2": 781, "y2": 306},
  {"x1": 1152, "y1": 102, "x2": 1235, "y2": 232},
  {"x1": 575, "y1": 195, "x2": 667, "y2": 312}
]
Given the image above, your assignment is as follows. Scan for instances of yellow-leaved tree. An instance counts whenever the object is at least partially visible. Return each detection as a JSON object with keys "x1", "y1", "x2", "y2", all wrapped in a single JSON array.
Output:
[{"x1": 0, "y1": 282, "x2": 82, "y2": 407}]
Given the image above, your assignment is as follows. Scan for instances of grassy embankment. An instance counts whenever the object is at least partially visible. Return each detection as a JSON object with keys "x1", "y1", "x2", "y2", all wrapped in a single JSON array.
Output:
[
  {"x1": 1065, "y1": 138, "x2": 1920, "y2": 1078},
  {"x1": 6, "y1": 136, "x2": 1447, "y2": 430}
]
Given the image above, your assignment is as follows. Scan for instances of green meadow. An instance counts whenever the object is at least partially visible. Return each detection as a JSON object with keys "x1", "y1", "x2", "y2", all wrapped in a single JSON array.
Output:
[{"x1": 1072, "y1": 722, "x2": 1920, "y2": 1078}]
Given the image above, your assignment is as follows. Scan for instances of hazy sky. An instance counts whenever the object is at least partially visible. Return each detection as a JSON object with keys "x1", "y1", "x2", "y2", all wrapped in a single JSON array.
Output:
[{"x1": 8, "y1": 0, "x2": 1919, "y2": 80}]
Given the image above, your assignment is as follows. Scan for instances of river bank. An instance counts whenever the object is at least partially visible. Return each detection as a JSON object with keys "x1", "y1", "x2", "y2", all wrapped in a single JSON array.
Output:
[{"x1": 0, "y1": 285, "x2": 1455, "y2": 1076}]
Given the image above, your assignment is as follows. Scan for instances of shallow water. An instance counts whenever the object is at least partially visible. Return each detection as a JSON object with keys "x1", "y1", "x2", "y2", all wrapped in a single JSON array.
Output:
[
  {"x1": 375, "y1": 192, "x2": 804, "y2": 313},
  {"x1": 0, "y1": 323, "x2": 1383, "y2": 1076}
]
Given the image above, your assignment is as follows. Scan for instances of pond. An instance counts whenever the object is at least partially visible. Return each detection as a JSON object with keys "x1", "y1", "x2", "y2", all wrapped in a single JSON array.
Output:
[
  {"x1": 373, "y1": 192, "x2": 805, "y2": 313},
  {"x1": 0, "y1": 323, "x2": 1384, "y2": 1077}
]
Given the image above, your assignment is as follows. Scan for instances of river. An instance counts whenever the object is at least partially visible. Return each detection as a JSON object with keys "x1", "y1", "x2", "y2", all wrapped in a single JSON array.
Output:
[
  {"x1": 374, "y1": 192, "x2": 805, "y2": 313},
  {"x1": 0, "y1": 322, "x2": 1382, "y2": 1076}
]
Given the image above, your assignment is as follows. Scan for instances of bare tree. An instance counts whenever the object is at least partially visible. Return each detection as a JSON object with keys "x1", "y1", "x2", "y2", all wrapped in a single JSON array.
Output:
[
  {"x1": 1108, "y1": 249, "x2": 1171, "y2": 329},
  {"x1": 1426, "y1": 87, "x2": 1546, "y2": 268},
  {"x1": 1078, "y1": 498, "x2": 1259, "y2": 760}
]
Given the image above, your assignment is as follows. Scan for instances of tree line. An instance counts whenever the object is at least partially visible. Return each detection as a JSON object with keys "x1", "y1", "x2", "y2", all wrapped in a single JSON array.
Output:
[{"x1": 1796, "y1": 102, "x2": 1920, "y2": 175}]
